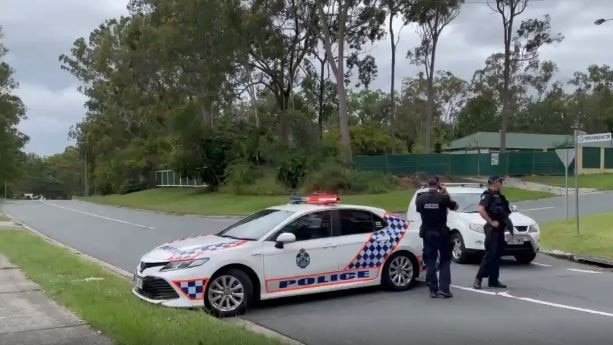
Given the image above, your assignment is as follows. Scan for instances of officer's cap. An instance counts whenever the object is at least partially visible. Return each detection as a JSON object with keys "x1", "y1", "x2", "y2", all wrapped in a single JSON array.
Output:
[
  {"x1": 428, "y1": 178, "x2": 438, "y2": 187},
  {"x1": 488, "y1": 175, "x2": 504, "y2": 184}
]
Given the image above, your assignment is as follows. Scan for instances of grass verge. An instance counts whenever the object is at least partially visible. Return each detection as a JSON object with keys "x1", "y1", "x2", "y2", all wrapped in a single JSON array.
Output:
[
  {"x1": 0, "y1": 213, "x2": 9, "y2": 222},
  {"x1": 82, "y1": 189, "x2": 416, "y2": 215},
  {"x1": 525, "y1": 174, "x2": 613, "y2": 190},
  {"x1": 0, "y1": 229, "x2": 281, "y2": 345},
  {"x1": 503, "y1": 187, "x2": 554, "y2": 203},
  {"x1": 541, "y1": 213, "x2": 613, "y2": 259},
  {"x1": 82, "y1": 187, "x2": 552, "y2": 217}
]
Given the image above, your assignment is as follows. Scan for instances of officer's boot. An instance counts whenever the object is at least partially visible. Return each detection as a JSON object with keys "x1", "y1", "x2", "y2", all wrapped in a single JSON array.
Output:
[{"x1": 473, "y1": 278, "x2": 482, "y2": 290}]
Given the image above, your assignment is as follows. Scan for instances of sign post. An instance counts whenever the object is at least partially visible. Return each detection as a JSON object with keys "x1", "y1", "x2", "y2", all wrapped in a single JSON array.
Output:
[
  {"x1": 574, "y1": 132, "x2": 612, "y2": 235},
  {"x1": 555, "y1": 148, "x2": 576, "y2": 220}
]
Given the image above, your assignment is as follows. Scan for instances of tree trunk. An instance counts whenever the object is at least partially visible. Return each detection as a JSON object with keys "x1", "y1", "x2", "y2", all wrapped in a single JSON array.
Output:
[
  {"x1": 280, "y1": 93, "x2": 291, "y2": 146},
  {"x1": 389, "y1": 12, "x2": 396, "y2": 154},
  {"x1": 500, "y1": 16, "x2": 514, "y2": 153},
  {"x1": 318, "y1": 56, "x2": 326, "y2": 140},
  {"x1": 425, "y1": 36, "x2": 438, "y2": 154},
  {"x1": 317, "y1": 0, "x2": 352, "y2": 165}
]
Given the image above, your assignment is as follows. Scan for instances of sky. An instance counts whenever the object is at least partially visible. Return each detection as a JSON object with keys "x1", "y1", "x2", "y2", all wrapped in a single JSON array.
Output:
[{"x1": 1, "y1": 0, "x2": 612, "y2": 156}]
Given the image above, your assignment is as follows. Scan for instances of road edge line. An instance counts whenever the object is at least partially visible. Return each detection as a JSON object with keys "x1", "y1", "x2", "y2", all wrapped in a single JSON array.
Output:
[{"x1": 2, "y1": 210, "x2": 303, "y2": 345}]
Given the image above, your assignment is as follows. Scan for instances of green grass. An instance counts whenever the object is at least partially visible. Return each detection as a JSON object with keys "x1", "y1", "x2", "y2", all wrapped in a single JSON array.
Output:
[
  {"x1": 83, "y1": 189, "x2": 416, "y2": 215},
  {"x1": 542, "y1": 213, "x2": 613, "y2": 259},
  {"x1": 83, "y1": 187, "x2": 552, "y2": 217},
  {"x1": 525, "y1": 174, "x2": 613, "y2": 190},
  {"x1": 0, "y1": 229, "x2": 281, "y2": 345},
  {"x1": 503, "y1": 187, "x2": 554, "y2": 203}
]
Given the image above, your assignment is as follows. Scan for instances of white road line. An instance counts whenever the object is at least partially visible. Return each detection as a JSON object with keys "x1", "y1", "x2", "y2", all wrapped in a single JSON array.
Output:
[
  {"x1": 531, "y1": 262, "x2": 553, "y2": 267},
  {"x1": 567, "y1": 268, "x2": 602, "y2": 274},
  {"x1": 40, "y1": 200, "x2": 155, "y2": 230},
  {"x1": 452, "y1": 285, "x2": 613, "y2": 318},
  {"x1": 519, "y1": 207, "x2": 555, "y2": 212}
]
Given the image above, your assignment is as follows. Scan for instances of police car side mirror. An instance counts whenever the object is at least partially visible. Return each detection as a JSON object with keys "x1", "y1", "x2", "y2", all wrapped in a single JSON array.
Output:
[
  {"x1": 275, "y1": 232, "x2": 296, "y2": 249},
  {"x1": 511, "y1": 205, "x2": 518, "y2": 212}
]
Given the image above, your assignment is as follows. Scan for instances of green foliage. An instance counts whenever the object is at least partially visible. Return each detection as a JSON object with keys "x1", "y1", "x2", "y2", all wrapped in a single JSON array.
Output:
[
  {"x1": 223, "y1": 163, "x2": 287, "y2": 196},
  {"x1": 300, "y1": 161, "x2": 395, "y2": 194},
  {"x1": 349, "y1": 170, "x2": 396, "y2": 194},
  {"x1": 0, "y1": 28, "x2": 28, "y2": 186}
]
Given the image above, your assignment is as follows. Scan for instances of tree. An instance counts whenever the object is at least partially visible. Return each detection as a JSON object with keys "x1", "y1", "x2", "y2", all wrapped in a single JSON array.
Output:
[
  {"x1": 0, "y1": 27, "x2": 28, "y2": 189},
  {"x1": 407, "y1": 0, "x2": 462, "y2": 153},
  {"x1": 316, "y1": 0, "x2": 385, "y2": 165},
  {"x1": 244, "y1": 0, "x2": 319, "y2": 144},
  {"x1": 489, "y1": 0, "x2": 562, "y2": 152},
  {"x1": 382, "y1": 0, "x2": 416, "y2": 153}
]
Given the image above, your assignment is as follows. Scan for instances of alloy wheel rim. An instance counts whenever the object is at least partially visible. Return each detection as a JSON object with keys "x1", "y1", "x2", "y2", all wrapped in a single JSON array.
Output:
[
  {"x1": 208, "y1": 275, "x2": 245, "y2": 312},
  {"x1": 389, "y1": 256, "x2": 413, "y2": 287},
  {"x1": 452, "y1": 238, "x2": 463, "y2": 259}
]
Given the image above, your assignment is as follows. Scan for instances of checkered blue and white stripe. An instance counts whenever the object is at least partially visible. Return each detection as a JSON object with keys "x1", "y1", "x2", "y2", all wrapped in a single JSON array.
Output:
[
  {"x1": 167, "y1": 240, "x2": 246, "y2": 261},
  {"x1": 346, "y1": 215, "x2": 409, "y2": 269},
  {"x1": 174, "y1": 279, "x2": 206, "y2": 300}
]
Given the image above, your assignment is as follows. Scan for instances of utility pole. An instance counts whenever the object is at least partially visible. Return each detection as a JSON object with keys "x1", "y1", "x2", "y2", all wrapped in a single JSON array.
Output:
[
  {"x1": 84, "y1": 151, "x2": 89, "y2": 196},
  {"x1": 3, "y1": 181, "x2": 7, "y2": 199}
]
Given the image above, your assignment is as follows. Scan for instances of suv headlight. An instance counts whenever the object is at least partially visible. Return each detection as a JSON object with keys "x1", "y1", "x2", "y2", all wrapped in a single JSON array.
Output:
[
  {"x1": 160, "y1": 258, "x2": 209, "y2": 272},
  {"x1": 529, "y1": 224, "x2": 540, "y2": 233},
  {"x1": 469, "y1": 223, "x2": 485, "y2": 233}
]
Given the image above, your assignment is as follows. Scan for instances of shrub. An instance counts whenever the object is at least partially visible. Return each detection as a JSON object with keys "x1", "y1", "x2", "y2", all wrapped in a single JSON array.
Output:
[
  {"x1": 300, "y1": 161, "x2": 351, "y2": 194},
  {"x1": 223, "y1": 163, "x2": 287, "y2": 195},
  {"x1": 349, "y1": 170, "x2": 396, "y2": 194}
]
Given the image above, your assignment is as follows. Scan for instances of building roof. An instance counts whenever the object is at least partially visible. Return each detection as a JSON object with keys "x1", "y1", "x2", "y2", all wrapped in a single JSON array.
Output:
[{"x1": 445, "y1": 132, "x2": 574, "y2": 151}]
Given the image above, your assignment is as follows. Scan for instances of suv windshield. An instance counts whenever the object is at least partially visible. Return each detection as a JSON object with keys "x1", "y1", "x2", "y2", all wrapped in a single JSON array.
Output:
[
  {"x1": 450, "y1": 193, "x2": 483, "y2": 213},
  {"x1": 217, "y1": 209, "x2": 295, "y2": 240}
]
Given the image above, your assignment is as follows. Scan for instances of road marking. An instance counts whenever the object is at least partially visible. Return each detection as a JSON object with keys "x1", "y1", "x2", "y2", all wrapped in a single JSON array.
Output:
[
  {"x1": 40, "y1": 200, "x2": 155, "y2": 230},
  {"x1": 531, "y1": 262, "x2": 553, "y2": 267},
  {"x1": 519, "y1": 207, "x2": 555, "y2": 212},
  {"x1": 452, "y1": 285, "x2": 613, "y2": 318},
  {"x1": 567, "y1": 268, "x2": 602, "y2": 274}
]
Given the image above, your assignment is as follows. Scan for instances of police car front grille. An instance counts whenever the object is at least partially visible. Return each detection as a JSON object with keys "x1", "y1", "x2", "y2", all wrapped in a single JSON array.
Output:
[
  {"x1": 515, "y1": 226, "x2": 529, "y2": 232},
  {"x1": 139, "y1": 261, "x2": 168, "y2": 273},
  {"x1": 138, "y1": 277, "x2": 179, "y2": 300}
]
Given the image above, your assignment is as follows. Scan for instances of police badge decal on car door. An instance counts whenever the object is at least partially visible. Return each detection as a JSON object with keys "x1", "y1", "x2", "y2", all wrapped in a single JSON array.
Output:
[{"x1": 296, "y1": 248, "x2": 310, "y2": 269}]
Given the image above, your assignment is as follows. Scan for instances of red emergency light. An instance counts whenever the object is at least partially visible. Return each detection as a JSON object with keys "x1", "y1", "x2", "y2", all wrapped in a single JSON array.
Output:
[{"x1": 291, "y1": 194, "x2": 340, "y2": 205}]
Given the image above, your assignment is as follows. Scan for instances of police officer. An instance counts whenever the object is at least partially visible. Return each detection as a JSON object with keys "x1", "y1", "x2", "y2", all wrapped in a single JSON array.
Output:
[
  {"x1": 416, "y1": 178, "x2": 459, "y2": 298},
  {"x1": 473, "y1": 176, "x2": 513, "y2": 290}
]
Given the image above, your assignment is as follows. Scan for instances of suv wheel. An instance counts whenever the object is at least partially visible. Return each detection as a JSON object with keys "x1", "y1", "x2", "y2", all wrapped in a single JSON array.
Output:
[
  {"x1": 515, "y1": 252, "x2": 537, "y2": 264},
  {"x1": 450, "y1": 232, "x2": 470, "y2": 264}
]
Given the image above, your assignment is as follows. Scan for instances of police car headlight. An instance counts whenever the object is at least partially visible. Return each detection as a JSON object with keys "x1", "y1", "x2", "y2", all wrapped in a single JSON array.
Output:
[
  {"x1": 160, "y1": 259, "x2": 209, "y2": 272},
  {"x1": 529, "y1": 224, "x2": 540, "y2": 233},
  {"x1": 469, "y1": 223, "x2": 485, "y2": 233}
]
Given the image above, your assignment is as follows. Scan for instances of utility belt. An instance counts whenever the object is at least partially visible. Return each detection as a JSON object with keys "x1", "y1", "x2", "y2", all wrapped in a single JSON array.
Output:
[{"x1": 419, "y1": 224, "x2": 450, "y2": 238}]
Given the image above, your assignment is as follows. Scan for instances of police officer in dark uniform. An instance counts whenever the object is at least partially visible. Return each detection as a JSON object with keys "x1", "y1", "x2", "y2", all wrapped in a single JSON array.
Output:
[
  {"x1": 473, "y1": 175, "x2": 513, "y2": 290},
  {"x1": 416, "y1": 178, "x2": 459, "y2": 298}
]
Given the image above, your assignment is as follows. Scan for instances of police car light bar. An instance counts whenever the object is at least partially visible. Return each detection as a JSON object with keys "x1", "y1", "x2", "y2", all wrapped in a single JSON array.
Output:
[{"x1": 291, "y1": 194, "x2": 340, "y2": 205}]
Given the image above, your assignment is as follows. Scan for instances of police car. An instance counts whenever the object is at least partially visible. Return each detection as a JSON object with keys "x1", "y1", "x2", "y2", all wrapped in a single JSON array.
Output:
[
  {"x1": 407, "y1": 184, "x2": 541, "y2": 264},
  {"x1": 133, "y1": 195, "x2": 424, "y2": 317}
]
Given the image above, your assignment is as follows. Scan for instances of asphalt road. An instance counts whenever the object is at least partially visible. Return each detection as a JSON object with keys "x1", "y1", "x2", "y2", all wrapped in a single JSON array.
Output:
[{"x1": 3, "y1": 196, "x2": 613, "y2": 345}]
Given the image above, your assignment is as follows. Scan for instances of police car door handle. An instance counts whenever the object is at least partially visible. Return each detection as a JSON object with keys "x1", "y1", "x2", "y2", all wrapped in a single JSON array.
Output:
[
  {"x1": 323, "y1": 243, "x2": 337, "y2": 249},
  {"x1": 379, "y1": 237, "x2": 391, "y2": 242}
]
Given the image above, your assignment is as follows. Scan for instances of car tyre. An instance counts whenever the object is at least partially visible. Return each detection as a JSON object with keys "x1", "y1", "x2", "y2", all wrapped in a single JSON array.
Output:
[
  {"x1": 382, "y1": 252, "x2": 417, "y2": 291},
  {"x1": 514, "y1": 252, "x2": 537, "y2": 264},
  {"x1": 450, "y1": 232, "x2": 470, "y2": 264},
  {"x1": 205, "y1": 269, "x2": 253, "y2": 317}
]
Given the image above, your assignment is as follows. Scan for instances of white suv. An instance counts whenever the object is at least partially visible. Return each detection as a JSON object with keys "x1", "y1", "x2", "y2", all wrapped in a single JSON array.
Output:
[{"x1": 406, "y1": 184, "x2": 540, "y2": 264}]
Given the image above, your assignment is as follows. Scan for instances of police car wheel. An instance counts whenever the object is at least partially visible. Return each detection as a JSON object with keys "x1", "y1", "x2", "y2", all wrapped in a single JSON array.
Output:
[
  {"x1": 450, "y1": 233, "x2": 469, "y2": 264},
  {"x1": 382, "y1": 253, "x2": 417, "y2": 291},
  {"x1": 205, "y1": 269, "x2": 253, "y2": 317}
]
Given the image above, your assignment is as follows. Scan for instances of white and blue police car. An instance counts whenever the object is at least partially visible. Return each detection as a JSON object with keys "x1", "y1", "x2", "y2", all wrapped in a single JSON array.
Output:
[{"x1": 133, "y1": 195, "x2": 425, "y2": 317}]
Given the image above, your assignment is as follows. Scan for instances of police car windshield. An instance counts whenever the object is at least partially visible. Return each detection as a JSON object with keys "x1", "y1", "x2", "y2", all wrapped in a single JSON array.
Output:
[
  {"x1": 450, "y1": 193, "x2": 482, "y2": 213},
  {"x1": 217, "y1": 209, "x2": 295, "y2": 240}
]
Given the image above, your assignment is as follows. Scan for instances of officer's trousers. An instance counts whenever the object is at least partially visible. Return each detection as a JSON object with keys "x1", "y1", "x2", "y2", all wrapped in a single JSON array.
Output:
[
  {"x1": 476, "y1": 224, "x2": 505, "y2": 284},
  {"x1": 423, "y1": 229, "x2": 451, "y2": 293}
]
